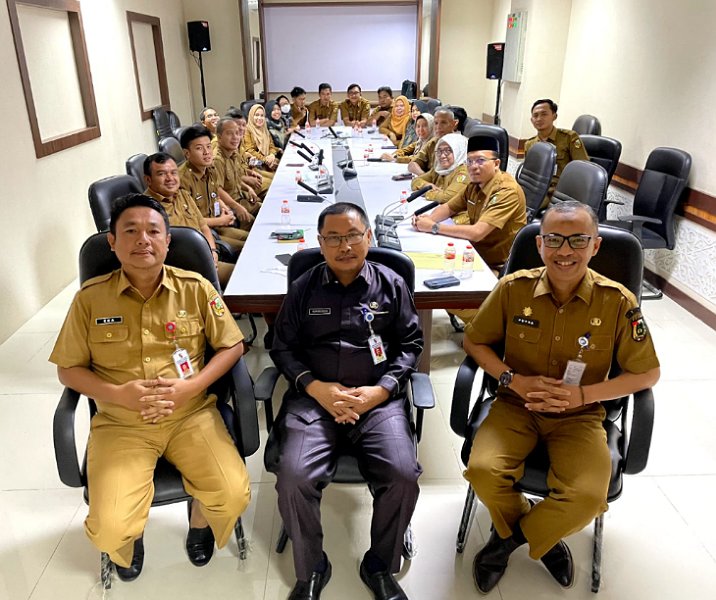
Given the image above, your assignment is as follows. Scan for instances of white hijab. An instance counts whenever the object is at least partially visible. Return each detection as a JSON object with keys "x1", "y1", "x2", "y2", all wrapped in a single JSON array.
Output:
[{"x1": 434, "y1": 133, "x2": 467, "y2": 176}]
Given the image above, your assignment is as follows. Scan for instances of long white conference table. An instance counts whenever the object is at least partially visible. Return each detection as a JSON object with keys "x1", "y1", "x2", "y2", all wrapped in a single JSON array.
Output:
[{"x1": 223, "y1": 126, "x2": 498, "y2": 368}]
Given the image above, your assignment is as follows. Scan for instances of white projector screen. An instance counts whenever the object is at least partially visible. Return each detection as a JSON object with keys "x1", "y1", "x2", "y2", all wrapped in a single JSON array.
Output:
[{"x1": 263, "y1": 4, "x2": 418, "y2": 93}]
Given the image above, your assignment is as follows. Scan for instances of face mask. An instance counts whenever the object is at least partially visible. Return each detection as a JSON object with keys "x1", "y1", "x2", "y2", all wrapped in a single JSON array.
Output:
[{"x1": 281, "y1": 104, "x2": 291, "y2": 114}]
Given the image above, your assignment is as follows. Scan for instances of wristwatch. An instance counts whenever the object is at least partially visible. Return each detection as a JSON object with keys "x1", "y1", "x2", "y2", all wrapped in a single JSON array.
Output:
[
  {"x1": 498, "y1": 369, "x2": 514, "y2": 387},
  {"x1": 431, "y1": 223, "x2": 440, "y2": 235}
]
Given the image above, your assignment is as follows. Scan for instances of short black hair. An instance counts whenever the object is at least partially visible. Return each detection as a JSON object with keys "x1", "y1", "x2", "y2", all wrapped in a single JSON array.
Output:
[
  {"x1": 541, "y1": 200, "x2": 598, "y2": 233},
  {"x1": 318, "y1": 83, "x2": 332, "y2": 93},
  {"x1": 290, "y1": 86, "x2": 306, "y2": 98},
  {"x1": 143, "y1": 152, "x2": 176, "y2": 177},
  {"x1": 216, "y1": 117, "x2": 237, "y2": 135},
  {"x1": 180, "y1": 124, "x2": 212, "y2": 149},
  {"x1": 275, "y1": 94, "x2": 290, "y2": 104},
  {"x1": 317, "y1": 202, "x2": 370, "y2": 232},
  {"x1": 199, "y1": 106, "x2": 217, "y2": 122},
  {"x1": 347, "y1": 83, "x2": 361, "y2": 93},
  {"x1": 531, "y1": 99, "x2": 558, "y2": 113},
  {"x1": 445, "y1": 105, "x2": 467, "y2": 133},
  {"x1": 109, "y1": 193, "x2": 170, "y2": 235},
  {"x1": 377, "y1": 86, "x2": 393, "y2": 98},
  {"x1": 225, "y1": 107, "x2": 246, "y2": 120}
]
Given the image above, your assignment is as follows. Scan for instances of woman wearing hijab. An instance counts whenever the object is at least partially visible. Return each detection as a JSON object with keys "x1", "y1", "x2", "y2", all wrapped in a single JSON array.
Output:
[
  {"x1": 240, "y1": 103, "x2": 282, "y2": 171},
  {"x1": 410, "y1": 133, "x2": 469, "y2": 210},
  {"x1": 381, "y1": 112, "x2": 434, "y2": 163},
  {"x1": 379, "y1": 95, "x2": 411, "y2": 146},
  {"x1": 266, "y1": 100, "x2": 289, "y2": 150},
  {"x1": 400, "y1": 100, "x2": 427, "y2": 149}
]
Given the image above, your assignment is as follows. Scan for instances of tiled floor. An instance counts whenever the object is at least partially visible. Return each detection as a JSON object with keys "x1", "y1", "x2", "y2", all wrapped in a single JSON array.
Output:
[{"x1": 1, "y1": 283, "x2": 715, "y2": 599}]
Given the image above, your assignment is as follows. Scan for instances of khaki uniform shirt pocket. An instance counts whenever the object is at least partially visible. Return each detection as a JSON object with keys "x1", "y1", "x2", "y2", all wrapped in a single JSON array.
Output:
[{"x1": 89, "y1": 325, "x2": 129, "y2": 367}]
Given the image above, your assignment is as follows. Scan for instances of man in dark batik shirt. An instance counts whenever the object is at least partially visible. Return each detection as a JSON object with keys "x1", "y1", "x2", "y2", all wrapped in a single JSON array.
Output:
[{"x1": 271, "y1": 202, "x2": 423, "y2": 600}]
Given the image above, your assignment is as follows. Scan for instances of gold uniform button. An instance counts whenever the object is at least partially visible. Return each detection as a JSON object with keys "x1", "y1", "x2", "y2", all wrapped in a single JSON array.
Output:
[
  {"x1": 519, "y1": 332, "x2": 525, "y2": 339},
  {"x1": 144, "y1": 357, "x2": 151, "y2": 363},
  {"x1": 105, "y1": 333, "x2": 112, "y2": 338},
  {"x1": 558, "y1": 308, "x2": 564, "y2": 314},
  {"x1": 143, "y1": 329, "x2": 150, "y2": 335},
  {"x1": 555, "y1": 335, "x2": 561, "y2": 341},
  {"x1": 181, "y1": 327, "x2": 187, "y2": 334},
  {"x1": 551, "y1": 360, "x2": 558, "y2": 365}
]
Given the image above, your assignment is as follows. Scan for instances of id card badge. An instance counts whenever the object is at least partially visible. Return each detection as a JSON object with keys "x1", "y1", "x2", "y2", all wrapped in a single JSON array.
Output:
[
  {"x1": 172, "y1": 347, "x2": 194, "y2": 379},
  {"x1": 368, "y1": 334, "x2": 387, "y2": 365},
  {"x1": 213, "y1": 200, "x2": 222, "y2": 217},
  {"x1": 562, "y1": 359, "x2": 586, "y2": 386}
]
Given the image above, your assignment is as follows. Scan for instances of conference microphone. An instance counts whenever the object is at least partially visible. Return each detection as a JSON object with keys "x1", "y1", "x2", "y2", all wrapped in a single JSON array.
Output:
[
  {"x1": 297, "y1": 150, "x2": 313, "y2": 163},
  {"x1": 296, "y1": 179, "x2": 327, "y2": 202},
  {"x1": 294, "y1": 130, "x2": 306, "y2": 138},
  {"x1": 300, "y1": 143, "x2": 315, "y2": 156},
  {"x1": 317, "y1": 149, "x2": 324, "y2": 166},
  {"x1": 405, "y1": 185, "x2": 433, "y2": 203},
  {"x1": 288, "y1": 140, "x2": 303, "y2": 149},
  {"x1": 328, "y1": 126, "x2": 340, "y2": 138},
  {"x1": 412, "y1": 201, "x2": 439, "y2": 217}
]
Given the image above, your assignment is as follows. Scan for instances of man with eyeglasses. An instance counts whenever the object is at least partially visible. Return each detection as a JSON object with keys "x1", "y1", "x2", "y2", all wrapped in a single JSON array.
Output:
[
  {"x1": 270, "y1": 202, "x2": 423, "y2": 600},
  {"x1": 462, "y1": 201, "x2": 660, "y2": 593},
  {"x1": 339, "y1": 83, "x2": 371, "y2": 127}
]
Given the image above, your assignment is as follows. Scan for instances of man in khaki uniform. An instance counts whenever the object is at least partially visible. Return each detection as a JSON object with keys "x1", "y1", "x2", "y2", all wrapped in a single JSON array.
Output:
[
  {"x1": 524, "y1": 99, "x2": 589, "y2": 206},
  {"x1": 307, "y1": 83, "x2": 339, "y2": 127},
  {"x1": 225, "y1": 111, "x2": 273, "y2": 198},
  {"x1": 339, "y1": 83, "x2": 371, "y2": 127},
  {"x1": 462, "y1": 201, "x2": 660, "y2": 593},
  {"x1": 290, "y1": 85, "x2": 309, "y2": 128},
  {"x1": 369, "y1": 86, "x2": 394, "y2": 127},
  {"x1": 179, "y1": 125, "x2": 251, "y2": 252},
  {"x1": 49, "y1": 194, "x2": 250, "y2": 581},
  {"x1": 143, "y1": 152, "x2": 234, "y2": 287},
  {"x1": 407, "y1": 108, "x2": 459, "y2": 176}
]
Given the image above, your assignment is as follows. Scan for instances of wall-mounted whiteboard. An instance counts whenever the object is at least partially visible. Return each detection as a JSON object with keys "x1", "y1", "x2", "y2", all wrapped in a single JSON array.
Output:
[{"x1": 263, "y1": 4, "x2": 418, "y2": 93}]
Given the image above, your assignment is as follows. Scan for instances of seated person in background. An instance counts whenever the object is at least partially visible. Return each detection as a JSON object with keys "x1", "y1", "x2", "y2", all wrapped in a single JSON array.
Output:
[
  {"x1": 463, "y1": 200, "x2": 660, "y2": 594},
  {"x1": 411, "y1": 133, "x2": 469, "y2": 209},
  {"x1": 241, "y1": 104, "x2": 282, "y2": 172},
  {"x1": 443, "y1": 105, "x2": 468, "y2": 134},
  {"x1": 339, "y1": 83, "x2": 371, "y2": 127},
  {"x1": 199, "y1": 106, "x2": 220, "y2": 137},
  {"x1": 525, "y1": 99, "x2": 589, "y2": 207},
  {"x1": 369, "y1": 86, "x2": 394, "y2": 127},
  {"x1": 179, "y1": 125, "x2": 251, "y2": 252},
  {"x1": 399, "y1": 100, "x2": 427, "y2": 149},
  {"x1": 143, "y1": 152, "x2": 234, "y2": 287},
  {"x1": 227, "y1": 111, "x2": 273, "y2": 198},
  {"x1": 407, "y1": 108, "x2": 459, "y2": 175},
  {"x1": 49, "y1": 194, "x2": 251, "y2": 581},
  {"x1": 382, "y1": 112, "x2": 434, "y2": 164},
  {"x1": 290, "y1": 86, "x2": 309, "y2": 128},
  {"x1": 275, "y1": 94, "x2": 301, "y2": 135},
  {"x1": 308, "y1": 83, "x2": 339, "y2": 127},
  {"x1": 213, "y1": 117, "x2": 262, "y2": 229},
  {"x1": 266, "y1": 100, "x2": 290, "y2": 150},
  {"x1": 378, "y1": 95, "x2": 412, "y2": 147},
  {"x1": 271, "y1": 202, "x2": 423, "y2": 600}
]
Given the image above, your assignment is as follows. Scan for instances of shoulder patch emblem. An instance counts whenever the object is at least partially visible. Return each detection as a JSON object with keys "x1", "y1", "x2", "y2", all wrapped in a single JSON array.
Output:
[
  {"x1": 457, "y1": 174, "x2": 467, "y2": 183},
  {"x1": 626, "y1": 307, "x2": 647, "y2": 341},
  {"x1": 574, "y1": 139, "x2": 582, "y2": 149},
  {"x1": 209, "y1": 295, "x2": 226, "y2": 317},
  {"x1": 488, "y1": 194, "x2": 499, "y2": 207}
]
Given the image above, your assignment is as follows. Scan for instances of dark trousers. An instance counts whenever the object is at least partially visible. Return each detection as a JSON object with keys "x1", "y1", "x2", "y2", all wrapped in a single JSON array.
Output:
[{"x1": 276, "y1": 411, "x2": 421, "y2": 581}]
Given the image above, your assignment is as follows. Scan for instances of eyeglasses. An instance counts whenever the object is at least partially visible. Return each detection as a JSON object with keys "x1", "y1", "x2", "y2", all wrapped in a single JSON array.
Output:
[
  {"x1": 467, "y1": 157, "x2": 497, "y2": 167},
  {"x1": 436, "y1": 147, "x2": 454, "y2": 157},
  {"x1": 540, "y1": 233, "x2": 592, "y2": 249},
  {"x1": 319, "y1": 230, "x2": 367, "y2": 248}
]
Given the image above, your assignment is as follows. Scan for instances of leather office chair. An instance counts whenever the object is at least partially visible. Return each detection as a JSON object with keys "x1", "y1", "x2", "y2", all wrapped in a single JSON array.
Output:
[
  {"x1": 465, "y1": 123, "x2": 509, "y2": 172},
  {"x1": 152, "y1": 107, "x2": 174, "y2": 142},
  {"x1": 451, "y1": 222, "x2": 654, "y2": 593},
  {"x1": 53, "y1": 226, "x2": 269, "y2": 589},
  {"x1": 401, "y1": 79, "x2": 418, "y2": 99},
  {"x1": 463, "y1": 117, "x2": 483, "y2": 138},
  {"x1": 240, "y1": 99, "x2": 263, "y2": 118},
  {"x1": 125, "y1": 153, "x2": 148, "y2": 188},
  {"x1": 261, "y1": 247, "x2": 436, "y2": 558},
  {"x1": 572, "y1": 114, "x2": 601, "y2": 136},
  {"x1": 422, "y1": 98, "x2": 442, "y2": 114},
  {"x1": 581, "y1": 134, "x2": 622, "y2": 195},
  {"x1": 158, "y1": 136, "x2": 186, "y2": 166},
  {"x1": 550, "y1": 160, "x2": 608, "y2": 216},
  {"x1": 88, "y1": 175, "x2": 143, "y2": 232},
  {"x1": 602, "y1": 147, "x2": 692, "y2": 299},
  {"x1": 173, "y1": 126, "x2": 189, "y2": 146},
  {"x1": 167, "y1": 109, "x2": 181, "y2": 136},
  {"x1": 515, "y1": 141, "x2": 557, "y2": 222}
]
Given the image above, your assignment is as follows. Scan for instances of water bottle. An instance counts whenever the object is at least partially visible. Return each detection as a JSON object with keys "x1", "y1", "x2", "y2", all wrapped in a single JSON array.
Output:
[
  {"x1": 443, "y1": 242, "x2": 456, "y2": 273},
  {"x1": 295, "y1": 170, "x2": 302, "y2": 185},
  {"x1": 280, "y1": 200, "x2": 291, "y2": 226},
  {"x1": 305, "y1": 120, "x2": 312, "y2": 137},
  {"x1": 297, "y1": 238, "x2": 307, "y2": 251},
  {"x1": 462, "y1": 245, "x2": 475, "y2": 278},
  {"x1": 399, "y1": 190, "x2": 408, "y2": 217}
]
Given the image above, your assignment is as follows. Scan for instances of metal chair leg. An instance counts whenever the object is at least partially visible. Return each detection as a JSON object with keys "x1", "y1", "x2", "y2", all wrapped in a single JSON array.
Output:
[
  {"x1": 642, "y1": 280, "x2": 663, "y2": 300},
  {"x1": 234, "y1": 517, "x2": 249, "y2": 560},
  {"x1": 100, "y1": 552, "x2": 112, "y2": 589},
  {"x1": 276, "y1": 522, "x2": 289, "y2": 553},
  {"x1": 591, "y1": 514, "x2": 604, "y2": 593},
  {"x1": 456, "y1": 486, "x2": 477, "y2": 553},
  {"x1": 402, "y1": 523, "x2": 417, "y2": 560}
]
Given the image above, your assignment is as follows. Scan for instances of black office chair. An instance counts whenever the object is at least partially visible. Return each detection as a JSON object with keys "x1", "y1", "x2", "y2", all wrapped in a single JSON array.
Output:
[
  {"x1": 401, "y1": 79, "x2": 418, "y2": 99},
  {"x1": 603, "y1": 147, "x2": 692, "y2": 299},
  {"x1": 515, "y1": 141, "x2": 557, "y2": 222},
  {"x1": 465, "y1": 123, "x2": 509, "y2": 172},
  {"x1": 167, "y1": 109, "x2": 181, "y2": 136},
  {"x1": 451, "y1": 222, "x2": 654, "y2": 593},
  {"x1": 572, "y1": 114, "x2": 601, "y2": 136},
  {"x1": 463, "y1": 117, "x2": 483, "y2": 138},
  {"x1": 158, "y1": 136, "x2": 186, "y2": 166},
  {"x1": 240, "y1": 99, "x2": 263, "y2": 118},
  {"x1": 53, "y1": 227, "x2": 269, "y2": 589},
  {"x1": 581, "y1": 134, "x2": 622, "y2": 194},
  {"x1": 423, "y1": 98, "x2": 442, "y2": 114},
  {"x1": 125, "y1": 153, "x2": 148, "y2": 188},
  {"x1": 443, "y1": 105, "x2": 468, "y2": 134},
  {"x1": 261, "y1": 248, "x2": 435, "y2": 558},
  {"x1": 88, "y1": 175, "x2": 144, "y2": 232},
  {"x1": 550, "y1": 160, "x2": 608, "y2": 217},
  {"x1": 152, "y1": 107, "x2": 173, "y2": 142},
  {"x1": 173, "y1": 126, "x2": 190, "y2": 146}
]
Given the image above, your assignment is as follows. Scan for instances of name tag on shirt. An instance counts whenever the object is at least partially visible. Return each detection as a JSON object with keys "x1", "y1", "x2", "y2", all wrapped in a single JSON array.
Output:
[
  {"x1": 309, "y1": 308, "x2": 331, "y2": 316},
  {"x1": 368, "y1": 334, "x2": 387, "y2": 365},
  {"x1": 562, "y1": 359, "x2": 586, "y2": 385},
  {"x1": 173, "y1": 347, "x2": 194, "y2": 379},
  {"x1": 95, "y1": 316, "x2": 123, "y2": 325}
]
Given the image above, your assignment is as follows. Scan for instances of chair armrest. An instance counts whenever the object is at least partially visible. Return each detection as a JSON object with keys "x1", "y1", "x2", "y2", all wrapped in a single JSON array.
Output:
[
  {"x1": 53, "y1": 388, "x2": 84, "y2": 488},
  {"x1": 255, "y1": 366, "x2": 282, "y2": 432},
  {"x1": 450, "y1": 356, "x2": 479, "y2": 437},
  {"x1": 409, "y1": 373, "x2": 435, "y2": 410},
  {"x1": 617, "y1": 215, "x2": 662, "y2": 225},
  {"x1": 229, "y1": 358, "x2": 261, "y2": 458},
  {"x1": 602, "y1": 199, "x2": 624, "y2": 206},
  {"x1": 623, "y1": 387, "x2": 655, "y2": 475}
]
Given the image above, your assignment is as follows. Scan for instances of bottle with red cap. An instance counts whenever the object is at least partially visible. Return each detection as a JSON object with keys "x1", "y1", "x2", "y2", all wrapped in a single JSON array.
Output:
[
  {"x1": 462, "y1": 245, "x2": 475, "y2": 278},
  {"x1": 443, "y1": 242, "x2": 456, "y2": 273}
]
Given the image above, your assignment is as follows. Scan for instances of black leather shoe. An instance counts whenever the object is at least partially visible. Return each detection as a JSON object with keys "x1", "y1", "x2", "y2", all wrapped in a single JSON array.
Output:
[
  {"x1": 359, "y1": 560, "x2": 407, "y2": 600},
  {"x1": 186, "y1": 525, "x2": 215, "y2": 566},
  {"x1": 472, "y1": 529, "x2": 523, "y2": 594},
  {"x1": 540, "y1": 540, "x2": 574, "y2": 588},
  {"x1": 288, "y1": 559, "x2": 332, "y2": 600},
  {"x1": 115, "y1": 537, "x2": 144, "y2": 582}
]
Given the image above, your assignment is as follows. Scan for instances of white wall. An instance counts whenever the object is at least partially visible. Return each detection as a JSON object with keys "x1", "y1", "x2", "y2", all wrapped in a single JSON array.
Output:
[{"x1": 0, "y1": 0, "x2": 194, "y2": 343}]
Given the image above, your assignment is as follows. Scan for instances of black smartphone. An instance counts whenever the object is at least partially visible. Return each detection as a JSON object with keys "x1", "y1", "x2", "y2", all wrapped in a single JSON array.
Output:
[
  {"x1": 275, "y1": 253, "x2": 292, "y2": 266},
  {"x1": 391, "y1": 173, "x2": 413, "y2": 181},
  {"x1": 297, "y1": 194, "x2": 325, "y2": 203},
  {"x1": 423, "y1": 275, "x2": 461, "y2": 289}
]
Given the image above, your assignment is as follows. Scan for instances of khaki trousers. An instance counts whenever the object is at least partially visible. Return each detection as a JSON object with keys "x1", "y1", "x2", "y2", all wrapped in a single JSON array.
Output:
[
  {"x1": 215, "y1": 227, "x2": 248, "y2": 252},
  {"x1": 85, "y1": 404, "x2": 251, "y2": 567},
  {"x1": 464, "y1": 400, "x2": 610, "y2": 559}
]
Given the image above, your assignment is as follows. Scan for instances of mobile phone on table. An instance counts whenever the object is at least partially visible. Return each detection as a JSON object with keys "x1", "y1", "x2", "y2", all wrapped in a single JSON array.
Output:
[
  {"x1": 423, "y1": 275, "x2": 461, "y2": 289},
  {"x1": 391, "y1": 173, "x2": 413, "y2": 181}
]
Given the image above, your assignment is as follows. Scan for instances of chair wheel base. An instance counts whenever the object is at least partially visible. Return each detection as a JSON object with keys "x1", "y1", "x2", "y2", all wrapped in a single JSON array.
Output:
[
  {"x1": 100, "y1": 552, "x2": 113, "y2": 590},
  {"x1": 402, "y1": 524, "x2": 417, "y2": 560}
]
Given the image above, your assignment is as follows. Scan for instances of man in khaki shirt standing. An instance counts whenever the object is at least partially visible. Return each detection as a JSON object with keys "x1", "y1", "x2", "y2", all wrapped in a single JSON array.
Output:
[
  {"x1": 307, "y1": 83, "x2": 339, "y2": 127},
  {"x1": 524, "y1": 99, "x2": 589, "y2": 206},
  {"x1": 49, "y1": 194, "x2": 250, "y2": 582},
  {"x1": 462, "y1": 201, "x2": 659, "y2": 593}
]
